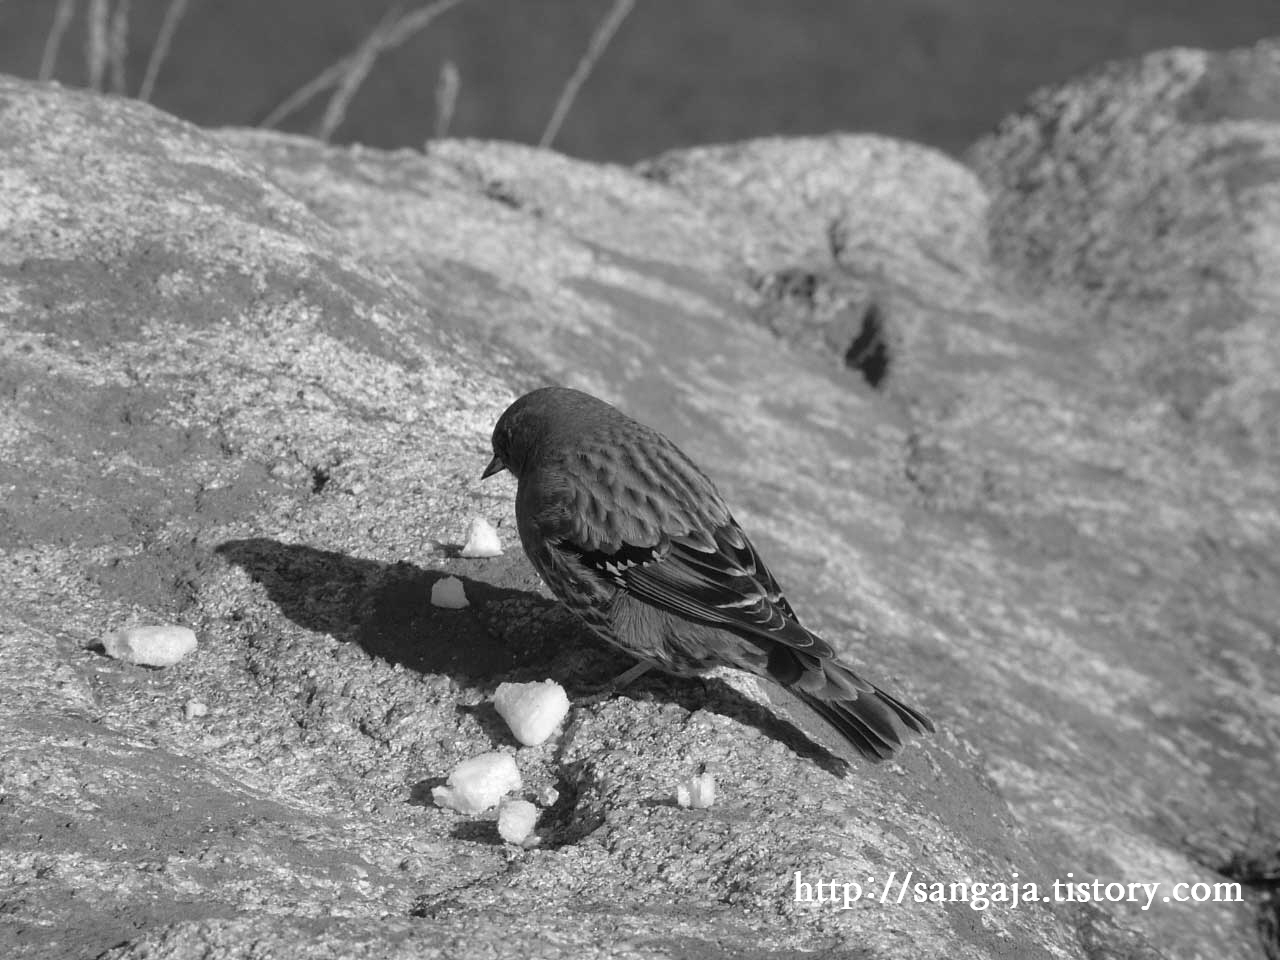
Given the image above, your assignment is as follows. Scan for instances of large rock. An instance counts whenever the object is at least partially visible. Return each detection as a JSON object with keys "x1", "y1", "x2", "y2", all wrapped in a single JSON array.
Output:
[{"x1": 2, "y1": 41, "x2": 1278, "y2": 960}]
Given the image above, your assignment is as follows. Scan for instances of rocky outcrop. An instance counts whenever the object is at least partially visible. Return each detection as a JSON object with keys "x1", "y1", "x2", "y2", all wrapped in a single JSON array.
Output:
[{"x1": 2, "y1": 42, "x2": 1278, "y2": 960}]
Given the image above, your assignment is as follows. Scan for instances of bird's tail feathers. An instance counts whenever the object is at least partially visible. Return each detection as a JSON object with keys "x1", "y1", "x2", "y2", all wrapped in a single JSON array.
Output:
[
  {"x1": 794, "y1": 684, "x2": 932, "y2": 764},
  {"x1": 768, "y1": 643, "x2": 933, "y2": 763}
]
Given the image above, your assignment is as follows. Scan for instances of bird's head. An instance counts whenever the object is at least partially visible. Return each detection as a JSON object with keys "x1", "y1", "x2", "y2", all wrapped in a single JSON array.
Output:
[
  {"x1": 481, "y1": 407, "x2": 520, "y2": 481},
  {"x1": 482, "y1": 386, "x2": 573, "y2": 481},
  {"x1": 482, "y1": 386, "x2": 616, "y2": 481}
]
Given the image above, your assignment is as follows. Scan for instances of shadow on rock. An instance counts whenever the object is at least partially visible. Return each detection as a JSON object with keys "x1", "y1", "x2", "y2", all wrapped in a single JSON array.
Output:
[
  {"x1": 215, "y1": 537, "x2": 854, "y2": 776},
  {"x1": 215, "y1": 537, "x2": 534, "y2": 680}
]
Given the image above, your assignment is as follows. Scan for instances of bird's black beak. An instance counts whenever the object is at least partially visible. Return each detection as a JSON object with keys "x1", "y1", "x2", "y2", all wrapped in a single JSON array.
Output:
[{"x1": 481, "y1": 455, "x2": 506, "y2": 479}]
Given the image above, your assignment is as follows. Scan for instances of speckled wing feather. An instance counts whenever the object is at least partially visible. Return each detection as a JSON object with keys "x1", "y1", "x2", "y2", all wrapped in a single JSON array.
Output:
[
  {"x1": 579, "y1": 524, "x2": 835, "y2": 655},
  {"x1": 538, "y1": 433, "x2": 835, "y2": 657}
]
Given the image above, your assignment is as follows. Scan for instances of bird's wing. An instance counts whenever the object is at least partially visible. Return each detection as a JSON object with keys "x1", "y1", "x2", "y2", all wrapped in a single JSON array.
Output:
[
  {"x1": 527, "y1": 441, "x2": 832, "y2": 658},
  {"x1": 562, "y1": 516, "x2": 836, "y2": 659}
]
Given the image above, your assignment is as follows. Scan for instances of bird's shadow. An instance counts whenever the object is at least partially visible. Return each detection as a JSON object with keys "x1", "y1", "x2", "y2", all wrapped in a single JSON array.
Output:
[{"x1": 214, "y1": 537, "x2": 851, "y2": 776}]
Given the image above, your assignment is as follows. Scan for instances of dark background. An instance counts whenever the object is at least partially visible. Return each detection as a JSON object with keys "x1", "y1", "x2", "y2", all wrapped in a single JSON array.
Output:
[{"x1": 2, "y1": 0, "x2": 1279, "y2": 160}]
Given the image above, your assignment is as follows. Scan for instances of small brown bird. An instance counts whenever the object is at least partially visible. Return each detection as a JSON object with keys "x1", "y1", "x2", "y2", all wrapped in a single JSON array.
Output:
[{"x1": 482, "y1": 386, "x2": 932, "y2": 762}]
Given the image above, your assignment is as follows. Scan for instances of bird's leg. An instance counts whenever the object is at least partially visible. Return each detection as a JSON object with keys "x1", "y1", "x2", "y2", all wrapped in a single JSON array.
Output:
[
  {"x1": 576, "y1": 659, "x2": 654, "y2": 706},
  {"x1": 611, "y1": 660, "x2": 653, "y2": 688}
]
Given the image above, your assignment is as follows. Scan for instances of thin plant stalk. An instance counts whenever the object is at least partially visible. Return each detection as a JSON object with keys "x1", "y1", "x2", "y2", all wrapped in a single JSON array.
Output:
[
  {"x1": 539, "y1": 0, "x2": 634, "y2": 149},
  {"x1": 86, "y1": 0, "x2": 109, "y2": 91},
  {"x1": 263, "y1": 0, "x2": 469, "y2": 132},
  {"x1": 38, "y1": 0, "x2": 76, "y2": 82},
  {"x1": 433, "y1": 59, "x2": 459, "y2": 139},
  {"x1": 138, "y1": 0, "x2": 191, "y2": 102},
  {"x1": 316, "y1": 4, "x2": 404, "y2": 141},
  {"x1": 109, "y1": 0, "x2": 131, "y2": 94}
]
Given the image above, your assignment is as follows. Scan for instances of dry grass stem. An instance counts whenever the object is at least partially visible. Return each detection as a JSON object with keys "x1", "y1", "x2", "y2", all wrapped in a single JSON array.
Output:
[
  {"x1": 86, "y1": 0, "x2": 109, "y2": 91},
  {"x1": 264, "y1": 0, "x2": 469, "y2": 133},
  {"x1": 539, "y1": 0, "x2": 634, "y2": 149},
  {"x1": 138, "y1": 0, "x2": 191, "y2": 102},
  {"x1": 109, "y1": 0, "x2": 131, "y2": 94},
  {"x1": 38, "y1": 0, "x2": 77, "y2": 82},
  {"x1": 317, "y1": 4, "x2": 404, "y2": 141},
  {"x1": 432, "y1": 59, "x2": 460, "y2": 139}
]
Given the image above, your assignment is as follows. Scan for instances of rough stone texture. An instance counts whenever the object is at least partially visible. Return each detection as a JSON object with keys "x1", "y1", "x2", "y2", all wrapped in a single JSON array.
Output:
[{"x1": 2, "y1": 40, "x2": 1279, "y2": 960}]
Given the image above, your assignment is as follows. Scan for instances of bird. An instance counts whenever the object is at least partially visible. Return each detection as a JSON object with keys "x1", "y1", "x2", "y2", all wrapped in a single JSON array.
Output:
[{"x1": 481, "y1": 386, "x2": 933, "y2": 763}]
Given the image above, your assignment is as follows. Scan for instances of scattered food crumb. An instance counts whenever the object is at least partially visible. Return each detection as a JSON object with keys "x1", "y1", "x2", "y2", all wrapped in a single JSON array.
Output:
[
  {"x1": 676, "y1": 771, "x2": 717, "y2": 809},
  {"x1": 432, "y1": 752, "x2": 521, "y2": 814},
  {"x1": 183, "y1": 699, "x2": 209, "y2": 720},
  {"x1": 102, "y1": 625, "x2": 197, "y2": 667},
  {"x1": 268, "y1": 460, "x2": 302, "y2": 481},
  {"x1": 430, "y1": 576, "x2": 468, "y2": 609},
  {"x1": 493, "y1": 679, "x2": 570, "y2": 746},
  {"x1": 538, "y1": 785, "x2": 560, "y2": 807},
  {"x1": 497, "y1": 798, "x2": 538, "y2": 844},
  {"x1": 460, "y1": 517, "x2": 502, "y2": 558}
]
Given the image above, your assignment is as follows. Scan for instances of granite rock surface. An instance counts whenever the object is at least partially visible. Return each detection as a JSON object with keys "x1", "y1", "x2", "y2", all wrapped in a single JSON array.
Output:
[{"x1": 2, "y1": 41, "x2": 1279, "y2": 960}]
